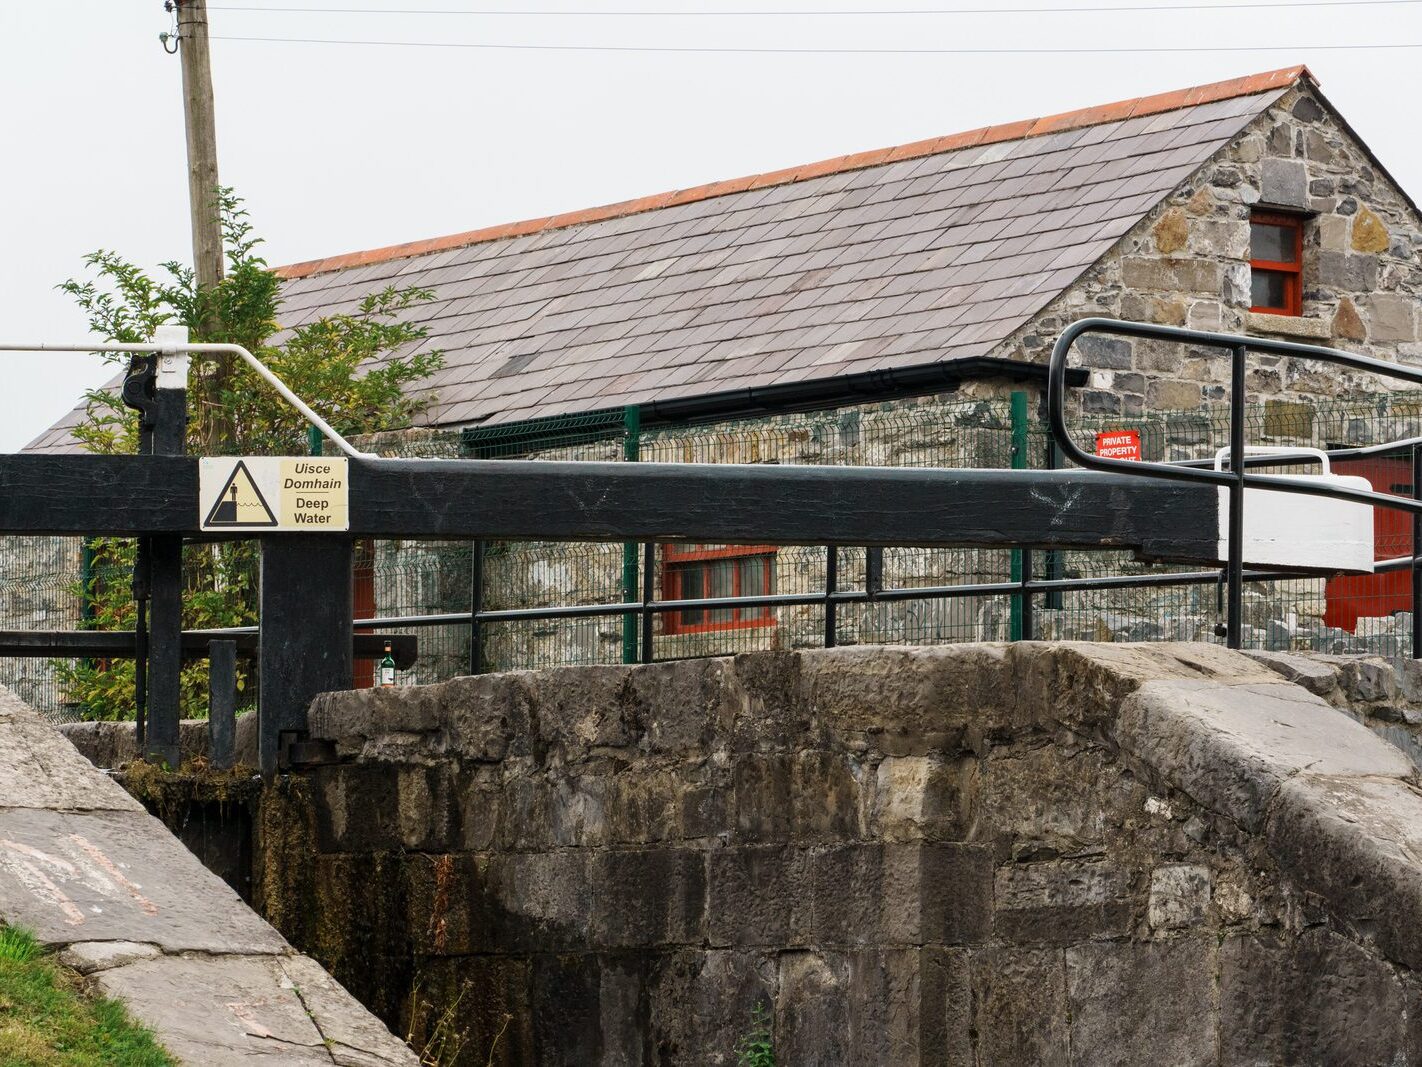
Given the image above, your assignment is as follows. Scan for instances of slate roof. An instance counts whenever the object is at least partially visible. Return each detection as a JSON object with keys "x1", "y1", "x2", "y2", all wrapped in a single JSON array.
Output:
[{"x1": 25, "y1": 67, "x2": 1308, "y2": 454}]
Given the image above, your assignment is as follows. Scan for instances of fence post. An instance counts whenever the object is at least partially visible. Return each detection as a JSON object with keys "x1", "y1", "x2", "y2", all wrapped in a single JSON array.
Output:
[
  {"x1": 1225, "y1": 344, "x2": 1247, "y2": 649},
  {"x1": 470, "y1": 540, "x2": 485, "y2": 675},
  {"x1": 622, "y1": 405, "x2": 641, "y2": 664},
  {"x1": 307, "y1": 425, "x2": 323, "y2": 457},
  {"x1": 640, "y1": 540, "x2": 655, "y2": 664},
  {"x1": 865, "y1": 547, "x2": 883, "y2": 598},
  {"x1": 1413, "y1": 444, "x2": 1421, "y2": 660},
  {"x1": 79, "y1": 538, "x2": 96, "y2": 674},
  {"x1": 1043, "y1": 437, "x2": 1064, "y2": 610},
  {"x1": 824, "y1": 547, "x2": 838, "y2": 649},
  {"x1": 1009, "y1": 390, "x2": 1029, "y2": 641},
  {"x1": 144, "y1": 325, "x2": 189, "y2": 770}
]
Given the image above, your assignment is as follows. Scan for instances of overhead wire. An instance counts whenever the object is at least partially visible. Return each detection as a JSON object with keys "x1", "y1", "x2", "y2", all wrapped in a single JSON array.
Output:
[
  {"x1": 208, "y1": 0, "x2": 1422, "y2": 14},
  {"x1": 207, "y1": 36, "x2": 1422, "y2": 53}
]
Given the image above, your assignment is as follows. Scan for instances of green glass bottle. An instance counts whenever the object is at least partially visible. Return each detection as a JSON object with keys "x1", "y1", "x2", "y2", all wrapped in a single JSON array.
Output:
[{"x1": 379, "y1": 642, "x2": 396, "y2": 687}]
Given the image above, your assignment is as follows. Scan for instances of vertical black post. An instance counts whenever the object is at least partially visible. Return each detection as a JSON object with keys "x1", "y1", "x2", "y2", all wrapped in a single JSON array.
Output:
[
  {"x1": 126, "y1": 354, "x2": 157, "y2": 749},
  {"x1": 824, "y1": 546, "x2": 838, "y2": 649},
  {"x1": 865, "y1": 547, "x2": 883, "y2": 598},
  {"x1": 259, "y1": 536, "x2": 353, "y2": 778},
  {"x1": 640, "y1": 541, "x2": 655, "y2": 665},
  {"x1": 208, "y1": 639, "x2": 237, "y2": 771},
  {"x1": 469, "y1": 539, "x2": 485, "y2": 676},
  {"x1": 1008, "y1": 390, "x2": 1029, "y2": 640},
  {"x1": 1044, "y1": 439, "x2": 1064, "y2": 610},
  {"x1": 621, "y1": 406, "x2": 641, "y2": 664},
  {"x1": 1225, "y1": 343, "x2": 1247, "y2": 650},
  {"x1": 1412, "y1": 446, "x2": 1421, "y2": 660},
  {"x1": 145, "y1": 534, "x2": 184, "y2": 767},
  {"x1": 132, "y1": 547, "x2": 149, "y2": 747},
  {"x1": 144, "y1": 363, "x2": 188, "y2": 768}
]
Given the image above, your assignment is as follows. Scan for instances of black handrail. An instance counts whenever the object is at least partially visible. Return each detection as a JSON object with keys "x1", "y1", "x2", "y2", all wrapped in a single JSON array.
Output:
[{"x1": 1048, "y1": 317, "x2": 1422, "y2": 649}]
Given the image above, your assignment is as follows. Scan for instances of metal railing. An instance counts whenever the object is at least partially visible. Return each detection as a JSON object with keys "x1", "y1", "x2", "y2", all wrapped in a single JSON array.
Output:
[
  {"x1": 12, "y1": 341, "x2": 1422, "y2": 719},
  {"x1": 1049, "y1": 317, "x2": 1422, "y2": 656}
]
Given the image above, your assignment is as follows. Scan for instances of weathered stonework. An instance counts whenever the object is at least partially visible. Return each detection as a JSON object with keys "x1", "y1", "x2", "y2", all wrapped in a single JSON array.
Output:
[
  {"x1": 361, "y1": 81, "x2": 1422, "y2": 681},
  {"x1": 1011, "y1": 82, "x2": 1422, "y2": 409},
  {"x1": 199, "y1": 642, "x2": 1422, "y2": 1065}
]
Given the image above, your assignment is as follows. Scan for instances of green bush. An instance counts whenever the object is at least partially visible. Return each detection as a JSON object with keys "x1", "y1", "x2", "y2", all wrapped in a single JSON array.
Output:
[{"x1": 54, "y1": 191, "x2": 442, "y2": 720}]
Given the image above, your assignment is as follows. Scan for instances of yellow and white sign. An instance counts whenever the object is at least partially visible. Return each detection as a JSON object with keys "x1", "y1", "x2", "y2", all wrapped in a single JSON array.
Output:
[{"x1": 199, "y1": 457, "x2": 349, "y2": 533}]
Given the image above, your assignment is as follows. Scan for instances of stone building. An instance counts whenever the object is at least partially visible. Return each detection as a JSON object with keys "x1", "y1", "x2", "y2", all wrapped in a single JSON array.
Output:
[{"x1": 12, "y1": 64, "x2": 1422, "y2": 707}]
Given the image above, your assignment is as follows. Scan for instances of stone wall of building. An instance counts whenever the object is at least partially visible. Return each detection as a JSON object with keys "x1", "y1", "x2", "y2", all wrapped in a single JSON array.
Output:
[
  {"x1": 236, "y1": 642, "x2": 1422, "y2": 1065},
  {"x1": 1011, "y1": 81, "x2": 1422, "y2": 415},
  {"x1": 369, "y1": 80, "x2": 1422, "y2": 680}
]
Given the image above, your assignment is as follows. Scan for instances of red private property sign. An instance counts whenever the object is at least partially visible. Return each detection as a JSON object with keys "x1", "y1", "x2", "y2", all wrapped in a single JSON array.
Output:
[{"x1": 1095, "y1": 430, "x2": 1141, "y2": 461}]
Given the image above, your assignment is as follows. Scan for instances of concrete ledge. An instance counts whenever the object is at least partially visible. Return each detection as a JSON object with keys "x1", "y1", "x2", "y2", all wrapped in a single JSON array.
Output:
[
  {"x1": 1246, "y1": 310, "x2": 1333, "y2": 340},
  {"x1": 93, "y1": 953, "x2": 414, "y2": 1066},
  {"x1": 1117, "y1": 678, "x2": 1413, "y2": 830},
  {"x1": 59, "y1": 711, "x2": 258, "y2": 770},
  {"x1": 0, "y1": 688, "x2": 143, "y2": 811},
  {"x1": 0, "y1": 686, "x2": 416, "y2": 1066}
]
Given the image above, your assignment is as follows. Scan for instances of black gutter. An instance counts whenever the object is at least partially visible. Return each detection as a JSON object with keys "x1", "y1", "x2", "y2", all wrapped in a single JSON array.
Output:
[
  {"x1": 641, "y1": 356, "x2": 1086, "y2": 425},
  {"x1": 463, "y1": 357, "x2": 1086, "y2": 455}
]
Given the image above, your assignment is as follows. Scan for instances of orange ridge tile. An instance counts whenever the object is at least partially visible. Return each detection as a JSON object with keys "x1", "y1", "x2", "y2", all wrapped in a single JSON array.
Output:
[{"x1": 274, "y1": 65, "x2": 1314, "y2": 281}]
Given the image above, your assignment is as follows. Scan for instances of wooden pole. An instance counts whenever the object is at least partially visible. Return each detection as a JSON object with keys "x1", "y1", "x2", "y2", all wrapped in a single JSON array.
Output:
[
  {"x1": 176, "y1": 0, "x2": 222, "y2": 292},
  {"x1": 175, "y1": 0, "x2": 230, "y2": 450}
]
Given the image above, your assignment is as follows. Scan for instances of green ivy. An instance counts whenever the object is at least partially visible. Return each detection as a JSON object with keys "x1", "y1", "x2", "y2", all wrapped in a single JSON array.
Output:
[{"x1": 54, "y1": 190, "x2": 443, "y2": 721}]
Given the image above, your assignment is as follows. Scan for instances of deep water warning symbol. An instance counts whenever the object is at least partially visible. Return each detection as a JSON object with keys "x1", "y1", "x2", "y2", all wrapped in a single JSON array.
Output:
[
  {"x1": 199, "y1": 457, "x2": 349, "y2": 533},
  {"x1": 203, "y1": 460, "x2": 278, "y2": 528}
]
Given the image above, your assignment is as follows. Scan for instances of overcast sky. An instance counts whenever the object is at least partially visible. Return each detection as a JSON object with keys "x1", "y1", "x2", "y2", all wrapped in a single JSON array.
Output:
[{"x1": 1, "y1": 0, "x2": 1418, "y2": 452}]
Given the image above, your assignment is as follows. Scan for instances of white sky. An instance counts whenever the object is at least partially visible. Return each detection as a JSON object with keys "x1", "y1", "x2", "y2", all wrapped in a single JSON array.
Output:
[{"x1": 2, "y1": 0, "x2": 1418, "y2": 451}]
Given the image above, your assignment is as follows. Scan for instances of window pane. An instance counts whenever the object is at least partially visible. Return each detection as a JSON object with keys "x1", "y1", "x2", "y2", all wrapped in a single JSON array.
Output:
[
  {"x1": 1250, "y1": 221, "x2": 1296, "y2": 264},
  {"x1": 672, "y1": 563, "x2": 703, "y2": 627},
  {"x1": 1251, "y1": 269, "x2": 1288, "y2": 310},
  {"x1": 739, "y1": 556, "x2": 770, "y2": 620},
  {"x1": 737, "y1": 557, "x2": 764, "y2": 592},
  {"x1": 708, "y1": 559, "x2": 734, "y2": 623}
]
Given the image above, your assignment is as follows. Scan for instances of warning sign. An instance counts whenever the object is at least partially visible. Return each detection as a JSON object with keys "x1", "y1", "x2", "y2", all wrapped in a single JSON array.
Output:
[
  {"x1": 199, "y1": 457, "x2": 349, "y2": 533},
  {"x1": 1095, "y1": 430, "x2": 1142, "y2": 462}
]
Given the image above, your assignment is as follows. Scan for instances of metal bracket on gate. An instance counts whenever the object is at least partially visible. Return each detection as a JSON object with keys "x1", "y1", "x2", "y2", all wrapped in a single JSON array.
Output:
[{"x1": 121, "y1": 353, "x2": 160, "y2": 430}]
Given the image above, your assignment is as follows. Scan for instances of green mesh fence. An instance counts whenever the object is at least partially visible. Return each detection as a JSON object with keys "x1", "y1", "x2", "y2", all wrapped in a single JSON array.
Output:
[{"x1": 6, "y1": 390, "x2": 1422, "y2": 721}]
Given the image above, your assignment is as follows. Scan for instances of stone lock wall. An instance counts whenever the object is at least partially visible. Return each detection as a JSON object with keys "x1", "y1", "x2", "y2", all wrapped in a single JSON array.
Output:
[{"x1": 246, "y1": 642, "x2": 1422, "y2": 1065}]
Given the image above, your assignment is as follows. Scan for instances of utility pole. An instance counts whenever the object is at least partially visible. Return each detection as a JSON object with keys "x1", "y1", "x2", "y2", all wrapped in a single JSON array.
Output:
[
  {"x1": 175, "y1": 0, "x2": 223, "y2": 294},
  {"x1": 173, "y1": 0, "x2": 230, "y2": 451}
]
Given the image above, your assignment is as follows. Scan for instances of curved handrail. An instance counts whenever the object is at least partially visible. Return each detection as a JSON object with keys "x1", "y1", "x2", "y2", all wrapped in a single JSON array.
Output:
[
  {"x1": 0, "y1": 341, "x2": 376, "y2": 459},
  {"x1": 1047, "y1": 318, "x2": 1422, "y2": 516}
]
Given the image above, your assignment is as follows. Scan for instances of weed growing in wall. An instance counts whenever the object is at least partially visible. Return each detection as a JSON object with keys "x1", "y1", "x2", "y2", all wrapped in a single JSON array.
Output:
[{"x1": 736, "y1": 1003, "x2": 775, "y2": 1067}]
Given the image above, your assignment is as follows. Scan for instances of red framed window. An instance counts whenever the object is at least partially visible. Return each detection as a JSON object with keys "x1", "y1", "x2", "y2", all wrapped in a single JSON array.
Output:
[
  {"x1": 662, "y1": 544, "x2": 777, "y2": 635},
  {"x1": 1249, "y1": 211, "x2": 1303, "y2": 317}
]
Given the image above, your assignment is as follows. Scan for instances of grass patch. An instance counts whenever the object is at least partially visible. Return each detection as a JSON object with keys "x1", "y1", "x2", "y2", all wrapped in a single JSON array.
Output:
[{"x1": 0, "y1": 927, "x2": 174, "y2": 1066}]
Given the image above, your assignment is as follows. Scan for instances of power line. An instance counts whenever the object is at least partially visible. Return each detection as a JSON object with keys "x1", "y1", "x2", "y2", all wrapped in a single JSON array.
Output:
[
  {"x1": 208, "y1": 0, "x2": 1422, "y2": 14},
  {"x1": 209, "y1": 35, "x2": 1422, "y2": 53}
]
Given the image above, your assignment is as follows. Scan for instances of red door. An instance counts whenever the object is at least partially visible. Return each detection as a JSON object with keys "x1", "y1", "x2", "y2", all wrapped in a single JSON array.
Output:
[{"x1": 1323, "y1": 457, "x2": 1412, "y2": 631}]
